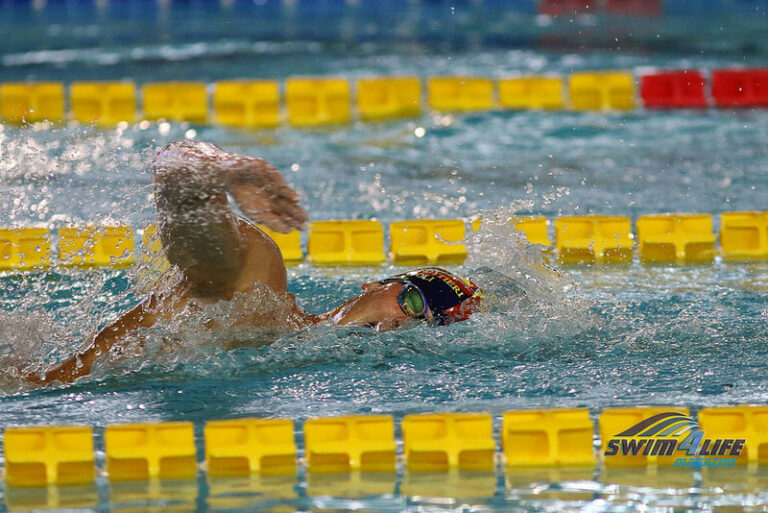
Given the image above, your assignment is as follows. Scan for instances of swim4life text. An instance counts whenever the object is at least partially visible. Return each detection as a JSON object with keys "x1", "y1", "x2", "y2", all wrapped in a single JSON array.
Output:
[{"x1": 604, "y1": 430, "x2": 745, "y2": 468}]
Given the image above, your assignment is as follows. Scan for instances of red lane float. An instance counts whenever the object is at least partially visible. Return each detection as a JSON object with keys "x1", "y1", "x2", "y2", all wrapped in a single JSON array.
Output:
[
  {"x1": 538, "y1": 0, "x2": 595, "y2": 16},
  {"x1": 712, "y1": 69, "x2": 768, "y2": 108},
  {"x1": 640, "y1": 70, "x2": 708, "y2": 108},
  {"x1": 539, "y1": 0, "x2": 661, "y2": 16},
  {"x1": 604, "y1": 0, "x2": 662, "y2": 16}
]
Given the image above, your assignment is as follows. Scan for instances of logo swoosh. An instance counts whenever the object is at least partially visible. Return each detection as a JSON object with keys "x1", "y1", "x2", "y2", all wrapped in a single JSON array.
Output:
[
  {"x1": 614, "y1": 411, "x2": 693, "y2": 437},
  {"x1": 636, "y1": 416, "x2": 697, "y2": 437}
]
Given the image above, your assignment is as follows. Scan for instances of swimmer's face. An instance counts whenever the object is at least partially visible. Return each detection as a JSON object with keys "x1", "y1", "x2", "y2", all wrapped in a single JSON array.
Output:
[{"x1": 331, "y1": 282, "x2": 433, "y2": 331}]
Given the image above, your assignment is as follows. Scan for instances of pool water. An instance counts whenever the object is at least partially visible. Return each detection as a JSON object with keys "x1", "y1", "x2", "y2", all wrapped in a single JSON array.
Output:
[{"x1": 2, "y1": 1, "x2": 768, "y2": 512}]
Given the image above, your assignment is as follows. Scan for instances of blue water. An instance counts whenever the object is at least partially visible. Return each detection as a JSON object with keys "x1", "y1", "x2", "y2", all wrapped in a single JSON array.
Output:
[{"x1": 2, "y1": 1, "x2": 768, "y2": 511}]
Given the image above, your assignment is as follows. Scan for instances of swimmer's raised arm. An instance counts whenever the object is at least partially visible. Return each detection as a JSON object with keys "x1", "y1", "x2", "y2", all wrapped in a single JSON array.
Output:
[{"x1": 153, "y1": 141, "x2": 308, "y2": 294}]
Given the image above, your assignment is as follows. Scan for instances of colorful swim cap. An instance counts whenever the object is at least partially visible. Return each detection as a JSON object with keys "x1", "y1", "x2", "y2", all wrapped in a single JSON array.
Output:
[{"x1": 382, "y1": 267, "x2": 483, "y2": 325}]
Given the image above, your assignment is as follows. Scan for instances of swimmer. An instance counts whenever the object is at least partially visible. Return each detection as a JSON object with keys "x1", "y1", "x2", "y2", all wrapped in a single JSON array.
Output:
[{"x1": 27, "y1": 141, "x2": 482, "y2": 386}]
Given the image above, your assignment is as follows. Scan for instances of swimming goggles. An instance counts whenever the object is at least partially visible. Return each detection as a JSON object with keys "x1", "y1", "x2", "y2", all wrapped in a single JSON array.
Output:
[{"x1": 397, "y1": 283, "x2": 429, "y2": 319}]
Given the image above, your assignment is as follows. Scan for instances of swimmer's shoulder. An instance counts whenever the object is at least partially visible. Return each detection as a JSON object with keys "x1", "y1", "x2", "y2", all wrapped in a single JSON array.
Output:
[
  {"x1": 237, "y1": 218, "x2": 282, "y2": 254},
  {"x1": 235, "y1": 217, "x2": 289, "y2": 293}
]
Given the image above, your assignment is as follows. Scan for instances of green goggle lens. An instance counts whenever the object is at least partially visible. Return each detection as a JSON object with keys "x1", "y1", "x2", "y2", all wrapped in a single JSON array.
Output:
[{"x1": 399, "y1": 285, "x2": 427, "y2": 318}]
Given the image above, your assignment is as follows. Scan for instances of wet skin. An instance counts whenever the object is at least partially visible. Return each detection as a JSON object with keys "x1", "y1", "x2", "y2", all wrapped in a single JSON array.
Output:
[{"x1": 323, "y1": 281, "x2": 434, "y2": 331}]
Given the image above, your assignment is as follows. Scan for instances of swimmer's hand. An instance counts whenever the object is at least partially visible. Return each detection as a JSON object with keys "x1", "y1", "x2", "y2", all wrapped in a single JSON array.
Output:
[
  {"x1": 228, "y1": 158, "x2": 308, "y2": 233},
  {"x1": 21, "y1": 370, "x2": 44, "y2": 386},
  {"x1": 21, "y1": 352, "x2": 94, "y2": 387},
  {"x1": 154, "y1": 140, "x2": 308, "y2": 234}
]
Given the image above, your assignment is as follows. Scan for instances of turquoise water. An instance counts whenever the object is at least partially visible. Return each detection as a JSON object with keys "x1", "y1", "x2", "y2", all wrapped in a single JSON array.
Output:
[{"x1": 2, "y1": 1, "x2": 768, "y2": 511}]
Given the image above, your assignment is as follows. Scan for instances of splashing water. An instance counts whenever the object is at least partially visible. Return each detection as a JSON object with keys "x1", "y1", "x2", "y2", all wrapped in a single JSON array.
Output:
[
  {"x1": 0, "y1": 218, "x2": 583, "y2": 394},
  {"x1": 0, "y1": 124, "x2": 596, "y2": 397}
]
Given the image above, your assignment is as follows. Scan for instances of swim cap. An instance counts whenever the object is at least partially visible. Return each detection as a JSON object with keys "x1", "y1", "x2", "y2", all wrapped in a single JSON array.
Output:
[{"x1": 382, "y1": 267, "x2": 483, "y2": 325}]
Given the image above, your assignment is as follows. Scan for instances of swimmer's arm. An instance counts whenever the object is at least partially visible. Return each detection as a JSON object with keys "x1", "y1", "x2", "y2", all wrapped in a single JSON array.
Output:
[
  {"x1": 26, "y1": 299, "x2": 157, "y2": 386},
  {"x1": 153, "y1": 141, "x2": 307, "y2": 292}
]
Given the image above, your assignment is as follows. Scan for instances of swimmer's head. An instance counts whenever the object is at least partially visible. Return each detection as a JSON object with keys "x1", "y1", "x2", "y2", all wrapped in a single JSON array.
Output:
[
  {"x1": 328, "y1": 268, "x2": 482, "y2": 331},
  {"x1": 380, "y1": 267, "x2": 483, "y2": 326}
]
